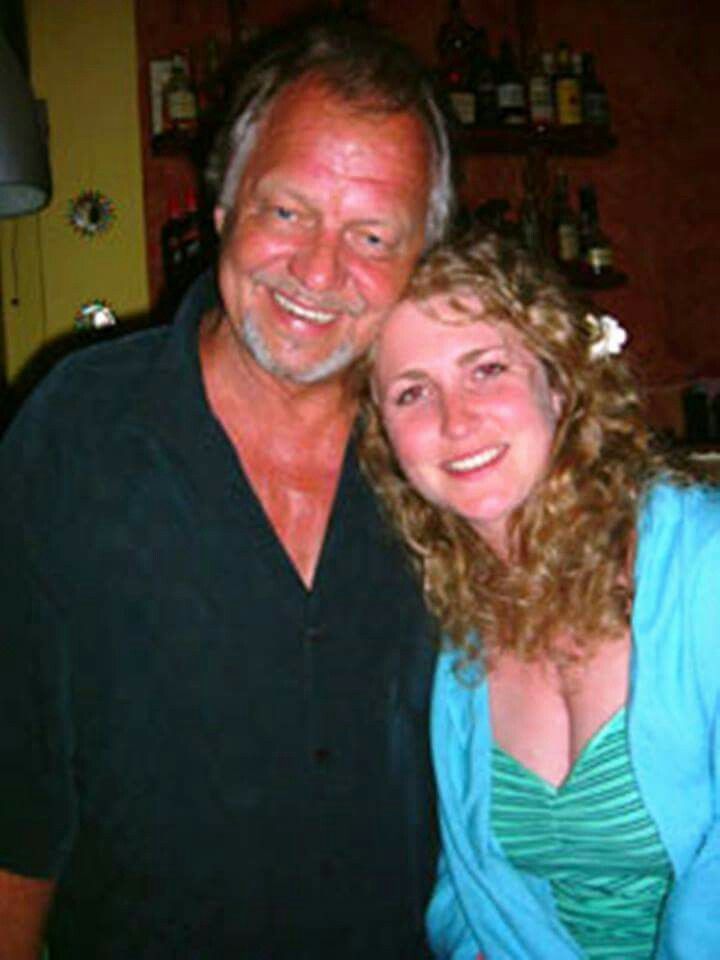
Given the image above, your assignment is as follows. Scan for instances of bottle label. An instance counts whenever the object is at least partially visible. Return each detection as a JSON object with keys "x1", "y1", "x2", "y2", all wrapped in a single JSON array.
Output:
[
  {"x1": 497, "y1": 83, "x2": 525, "y2": 109},
  {"x1": 529, "y1": 76, "x2": 554, "y2": 125},
  {"x1": 556, "y1": 78, "x2": 582, "y2": 125},
  {"x1": 449, "y1": 91, "x2": 476, "y2": 125},
  {"x1": 583, "y1": 92, "x2": 610, "y2": 126},
  {"x1": 557, "y1": 223, "x2": 580, "y2": 262},
  {"x1": 586, "y1": 244, "x2": 613, "y2": 272},
  {"x1": 167, "y1": 90, "x2": 197, "y2": 124}
]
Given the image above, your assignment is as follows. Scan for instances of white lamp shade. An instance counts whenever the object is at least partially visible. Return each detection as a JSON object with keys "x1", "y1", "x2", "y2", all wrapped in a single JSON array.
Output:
[{"x1": 0, "y1": 31, "x2": 51, "y2": 217}]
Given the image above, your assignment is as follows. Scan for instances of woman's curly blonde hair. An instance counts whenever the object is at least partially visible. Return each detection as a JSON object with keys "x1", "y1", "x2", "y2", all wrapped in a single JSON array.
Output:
[{"x1": 359, "y1": 231, "x2": 688, "y2": 666}]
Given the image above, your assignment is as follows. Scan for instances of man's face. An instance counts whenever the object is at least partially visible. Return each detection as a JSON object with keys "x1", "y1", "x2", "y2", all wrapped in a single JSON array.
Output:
[{"x1": 215, "y1": 77, "x2": 432, "y2": 386}]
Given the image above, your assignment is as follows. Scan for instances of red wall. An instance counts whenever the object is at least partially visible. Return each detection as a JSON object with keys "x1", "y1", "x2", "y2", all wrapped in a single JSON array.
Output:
[
  {"x1": 135, "y1": 0, "x2": 720, "y2": 431},
  {"x1": 529, "y1": 0, "x2": 720, "y2": 429}
]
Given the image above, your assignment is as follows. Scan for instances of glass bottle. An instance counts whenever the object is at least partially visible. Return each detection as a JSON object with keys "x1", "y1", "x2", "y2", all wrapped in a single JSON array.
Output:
[
  {"x1": 519, "y1": 190, "x2": 542, "y2": 256},
  {"x1": 180, "y1": 184, "x2": 205, "y2": 283},
  {"x1": 229, "y1": 0, "x2": 256, "y2": 50},
  {"x1": 161, "y1": 189, "x2": 186, "y2": 292},
  {"x1": 551, "y1": 172, "x2": 580, "y2": 265},
  {"x1": 437, "y1": 0, "x2": 477, "y2": 126},
  {"x1": 495, "y1": 37, "x2": 527, "y2": 126},
  {"x1": 527, "y1": 45, "x2": 554, "y2": 130},
  {"x1": 578, "y1": 183, "x2": 614, "y2": 278},
  {"x1": 554, "y1": 40, "x2": 582, "y2": 126},
  {"x1": 471, "y1": 26, "x2": 498, "y2": 127},
  {"x1": 162, "y1": 52, "x2": 198, "y2": 135},
  {"x1": 581, "y1": 52, "x2": 610, "y2": 127},
  {"x1": 197, "y1": 37, "x2": 226, "y2": 120}
]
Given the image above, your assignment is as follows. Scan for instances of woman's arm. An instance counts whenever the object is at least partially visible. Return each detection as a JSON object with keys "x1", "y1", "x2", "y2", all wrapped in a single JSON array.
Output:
[{"x1": 427, "y1": 852, "x2": 483, "y2": 960}]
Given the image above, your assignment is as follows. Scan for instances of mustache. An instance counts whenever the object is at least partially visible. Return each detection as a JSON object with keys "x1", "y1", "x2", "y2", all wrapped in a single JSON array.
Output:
[{"x1": 253, "y1": 270, "x2": 366, "y2": 317}]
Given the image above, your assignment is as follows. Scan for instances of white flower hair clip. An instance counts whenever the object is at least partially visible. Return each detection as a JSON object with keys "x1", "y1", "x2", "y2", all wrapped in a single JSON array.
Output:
[{"x1": 586, "y1": 313, "x2": 628, "y2": 359}]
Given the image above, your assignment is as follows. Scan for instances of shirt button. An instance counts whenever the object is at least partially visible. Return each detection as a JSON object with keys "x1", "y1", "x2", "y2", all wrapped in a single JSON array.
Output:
[{"x1": 304, "y1": 627, "x2": 325, "y2": 644}]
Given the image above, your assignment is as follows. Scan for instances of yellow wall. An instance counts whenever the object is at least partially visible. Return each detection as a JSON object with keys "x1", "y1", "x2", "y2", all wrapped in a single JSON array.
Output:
[{"x1": 0, "y1": 0, "x2": 149, "y2": 382}]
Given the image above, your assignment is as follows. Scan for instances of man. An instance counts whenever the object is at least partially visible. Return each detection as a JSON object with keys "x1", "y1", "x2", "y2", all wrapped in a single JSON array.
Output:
[{"x1": 0, "y1": 15, "x2": 454, "y2": 959}]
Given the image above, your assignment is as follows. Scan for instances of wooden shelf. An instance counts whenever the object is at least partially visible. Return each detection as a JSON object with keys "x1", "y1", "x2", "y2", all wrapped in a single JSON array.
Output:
[
  {"x1": 457, "y1": 124, "x2": 618, "y2": 157},
  {"x1": 559, "y1": 264, "x2": 628, "y2": 291}
]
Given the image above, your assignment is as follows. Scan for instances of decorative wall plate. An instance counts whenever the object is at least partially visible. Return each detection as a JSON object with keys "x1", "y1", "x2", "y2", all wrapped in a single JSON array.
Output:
[{"x1": 67, "y1": 190, "x2": 116, "y2": 237}]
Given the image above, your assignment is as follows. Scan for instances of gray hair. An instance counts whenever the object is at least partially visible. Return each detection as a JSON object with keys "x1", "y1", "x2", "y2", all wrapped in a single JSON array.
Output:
[{"x1": 207, "y1": 15, "x2": 455, "y2": 250}]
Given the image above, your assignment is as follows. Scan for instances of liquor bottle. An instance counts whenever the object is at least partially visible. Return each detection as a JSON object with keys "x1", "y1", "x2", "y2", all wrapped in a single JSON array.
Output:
[
  {"x1": 161, "y1": 190, "x2": 186, "y2": 293},
  {"x1": 471, "y1": 26, "x2": 498, "y2": 127},
  {"x1": 445, "y1": 69, "x2": 477, "y2": 127},
  {"x1": 554, "y1": 40, "x2": 582, "y2": 126},
  {"x1": 229, "y1": 0, "x2": 256, "y2": 51},
  {"x1": 473, "y1": 197, "x2": 513, "y2": 235},
  {"x1": 551, "y1": 172, "x2": 580, "y2": 265},
  {"x1": 162, "y1": 52, "x2": 198, "y2": 135},
  {"x1": 683, "y1": 385, "x2": 710, "y2": 443},
  {"x1": 572, "y1": 51, "x2": 584, "y2": 85},
  {"x1": 436, "y1": 0, "x2": 477, "y2": 126},
  {"x1": 181, "y1": 185, "x2": 205, "y2": 282},
  {"x1": 197, "y1": 37, "x2": 226, "y2": 121},
  {"x1": 578, "y1": 183, "x2": 614, "y2": 278},
  {"x1": 581, "y1": 52, "x2": 610, "y2": 127},
  {"x1": 437, "y1": 0, "x2": 475, "y2": 69},
  {"x1": 495, "y1": 37, "x2": 527, "y2": 126},
  {"x1": 527, "y1": 45, "x2": 554, "y2": 130},
  {"x1": 542, "y1": 50, "x2": 556, "y2": 85},
  {"x1": 519, "y1": 189, "x2": 542, "y2": 256}
]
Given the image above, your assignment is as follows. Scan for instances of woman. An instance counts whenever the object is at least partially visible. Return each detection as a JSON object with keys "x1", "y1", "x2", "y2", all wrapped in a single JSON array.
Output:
[{"x1": 360, "y1": 232, "x2": 720, "y2": 959}]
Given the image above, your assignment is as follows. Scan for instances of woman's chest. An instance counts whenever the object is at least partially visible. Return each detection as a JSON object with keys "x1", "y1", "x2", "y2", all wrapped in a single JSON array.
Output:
[{"x1": 488, "y1": 634, "x2": 631, "y2": 788}]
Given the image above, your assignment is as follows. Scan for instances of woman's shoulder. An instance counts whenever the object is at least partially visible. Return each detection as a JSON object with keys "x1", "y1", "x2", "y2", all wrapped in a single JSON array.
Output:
[
  {"x1": 431, "y1": 641, "x2": 492, "y2": 777},
  {"x1": 433, "y1": 641, "x2": 486, "y2": 715},
  {"x1": 639, "y1": 480, "x2": 720, "y2": 554},
  {"x1": 435, "y1": 637, "x2": 485, "y2": 684},
  {"x1": 636, "y1": 482, "x2": 720, "y2": 651}
]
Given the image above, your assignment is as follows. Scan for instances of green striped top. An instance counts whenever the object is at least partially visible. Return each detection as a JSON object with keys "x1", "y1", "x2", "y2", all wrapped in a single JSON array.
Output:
[{"x1": 491, "y1": 708, "x2": 673, "y2": 958}]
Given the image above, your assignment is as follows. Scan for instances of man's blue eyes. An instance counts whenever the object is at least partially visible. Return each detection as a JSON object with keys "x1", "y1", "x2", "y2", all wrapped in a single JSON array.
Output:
[{"x1": 270, "y1": 207, "x2": 387, "y2": 247}]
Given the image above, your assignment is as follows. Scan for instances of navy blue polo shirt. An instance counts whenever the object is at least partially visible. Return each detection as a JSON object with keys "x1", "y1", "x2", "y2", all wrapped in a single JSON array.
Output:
[{"x1": 0, "y1": 274, "x2": 437, "y2": 957}]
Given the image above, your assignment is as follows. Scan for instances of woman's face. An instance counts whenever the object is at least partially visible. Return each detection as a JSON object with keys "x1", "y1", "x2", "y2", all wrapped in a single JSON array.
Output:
[{"x1": 374, "y1": 296, "x2": 562, "y2": 554}]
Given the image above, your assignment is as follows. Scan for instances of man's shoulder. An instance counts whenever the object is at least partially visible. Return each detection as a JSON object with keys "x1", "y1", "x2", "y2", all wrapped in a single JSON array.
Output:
[
  {"x1": 0, "y1": 327, "x2": 184, "y2": 482},
  {"x1": 5, "y1": 271, "x2": 216, "y2": 443},
  {"x1": 46, "y1": 324, "x2": 171, "y2": 395}
]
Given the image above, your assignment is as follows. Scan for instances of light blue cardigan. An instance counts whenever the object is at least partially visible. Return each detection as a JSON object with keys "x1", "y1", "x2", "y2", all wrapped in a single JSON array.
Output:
[{"x1": 427, "y1": 483, "x2": 720, "y2": 959}]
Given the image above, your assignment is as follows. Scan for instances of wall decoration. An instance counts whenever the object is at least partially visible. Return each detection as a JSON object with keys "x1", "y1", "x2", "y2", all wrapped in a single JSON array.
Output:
[
  {"x1": 74, "y1": 299, "x2": 118, "y2": 331},
  {"x1": 67, "y1": 189, "x2": 116, "y2": 238}
]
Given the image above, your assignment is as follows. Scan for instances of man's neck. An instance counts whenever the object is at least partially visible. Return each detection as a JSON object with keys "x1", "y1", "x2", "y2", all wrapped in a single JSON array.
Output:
[
  {"x1": 200, "y1": 309, "x2": 358, "y2": 431},
  {"x1": 199, "y1": 310, "x2": 360, "y2": 588}
]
